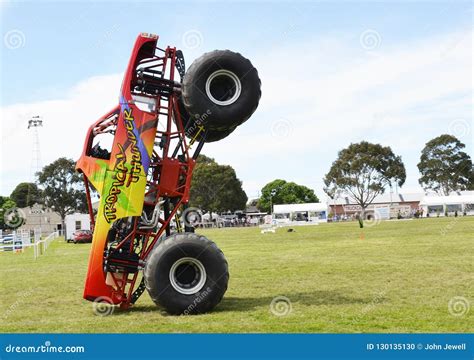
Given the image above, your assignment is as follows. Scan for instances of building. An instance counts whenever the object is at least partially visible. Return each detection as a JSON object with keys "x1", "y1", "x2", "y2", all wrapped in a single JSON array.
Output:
[
  {"x1": 327, "y1": 193, "x2": 424, "y2": 220},
  {"x1": 65, "y1": 213, "x2": 92, "y2": 240},
  {"x1": 245, "y1": 205, "x2": 268, "y2": 224},
  {"x1": 18, "y1": 203, "x2": 62, "y2": 235},
  {"x1": 419, "y1": 192, "x2": 474, "y2": 217},
  {"x1": 18, "y1": 204, "x2": 92, "y2": 237},
  {"x1": 273, "y1": 203, "x2": 328, "y2": 225}
]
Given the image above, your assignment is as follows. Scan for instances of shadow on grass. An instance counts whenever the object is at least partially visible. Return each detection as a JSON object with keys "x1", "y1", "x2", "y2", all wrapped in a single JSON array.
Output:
[
  {"x1": 115, "y1": 290, "x2": 380, "y2": 316},
  {"x1": 217, "y1": 290, "x2": 377, "y2": 313}
]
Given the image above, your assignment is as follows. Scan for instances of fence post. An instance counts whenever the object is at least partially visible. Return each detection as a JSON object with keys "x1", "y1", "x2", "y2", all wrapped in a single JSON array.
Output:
[{"x1": 34, "y1": 228, "x2": 40, "y2": 260}]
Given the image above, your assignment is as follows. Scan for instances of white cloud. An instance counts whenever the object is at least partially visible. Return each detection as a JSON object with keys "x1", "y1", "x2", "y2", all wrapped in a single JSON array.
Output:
[
  {"x1": 205, "y1": 28, "x2": 472, "y2": 197},
  {"x1": 1, "y1": 74, "x2": 122, "y2": 193},
  {"x1": 1, "y1": 28, "x2": 472, "y2": 199}
]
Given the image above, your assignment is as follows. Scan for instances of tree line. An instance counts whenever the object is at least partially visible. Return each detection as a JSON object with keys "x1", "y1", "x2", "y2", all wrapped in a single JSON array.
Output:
[
  {"x1": 1, "y1": 158, "x2": 87, "y2": 230},
  {"x1": 323, "y1": 134, "x2": 473, "y2": 227},
  {"x1": 2, "y1": 133, "x2": 472, "y2": 230}
]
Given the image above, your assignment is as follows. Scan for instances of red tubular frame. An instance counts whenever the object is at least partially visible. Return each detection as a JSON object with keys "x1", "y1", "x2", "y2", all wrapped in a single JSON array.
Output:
[{"x1": 78, "y1": 34, "x2": 202, "y2": 309}]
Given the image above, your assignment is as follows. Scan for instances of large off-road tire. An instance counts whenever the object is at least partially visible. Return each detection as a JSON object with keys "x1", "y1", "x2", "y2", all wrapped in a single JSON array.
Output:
[
  {"x1": 144, "y1": 232, "x2": 229, "y2": 314},
  {"x1": 177, "y1": 97, "x2": 236, "y2": 143},
  {"x1": 182, "y1": 50, "x2": 261, "y2": 131}
]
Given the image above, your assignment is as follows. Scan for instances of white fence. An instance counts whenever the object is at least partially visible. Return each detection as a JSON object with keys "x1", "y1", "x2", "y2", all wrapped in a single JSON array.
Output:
[{"x1": 0, "y1": 229, "x2": 59, "y2": 259}]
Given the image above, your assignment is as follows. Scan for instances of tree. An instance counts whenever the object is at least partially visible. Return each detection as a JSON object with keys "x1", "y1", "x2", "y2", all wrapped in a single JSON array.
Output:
[
  {"x1": 248, "y1": 198, "x2": 259, "y2": 207},
  {"x1": 469, "y1": 165, "x2": 474, "y2": 190},
  {"x1": 10, "y1": 182, "x2": 42, "y2": 208},
  {"x1": 190, "y1": 155, "x2": 247, "y2": 216},
  {"x1": 37, "y1": 158, "x2": 87, "y2": 232},
  {"x1": 323, "y1": 141, "x2": 406, "y2": 228},
  {"x1": 417, "y1": 134, "x2": 473, "y2": 195},
  {"x1": 0, "y1": 197, "x2": 20, "y2": 230},
  {"x1": 257, "y1": 179, "x2": 319, "y2": 213}
]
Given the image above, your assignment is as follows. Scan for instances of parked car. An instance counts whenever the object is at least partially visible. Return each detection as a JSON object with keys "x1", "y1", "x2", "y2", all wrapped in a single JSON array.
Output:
[
  {"x1": 73, "y1": 230, "x2": 93, "y2": 244},
  {"x1": 0, "y1": 235, "x2": 13, "y2": 250}
]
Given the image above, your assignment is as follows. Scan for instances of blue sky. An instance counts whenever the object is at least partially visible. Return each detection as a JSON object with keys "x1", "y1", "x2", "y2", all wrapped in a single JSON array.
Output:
[{"x1": 1, "y1": 0, "x2": 472, "y2": 199}]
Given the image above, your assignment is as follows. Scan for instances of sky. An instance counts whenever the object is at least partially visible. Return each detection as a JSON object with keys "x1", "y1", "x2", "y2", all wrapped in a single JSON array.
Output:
[{"x1": 1, "y1": 0, "x2": 472, "y2": 201}]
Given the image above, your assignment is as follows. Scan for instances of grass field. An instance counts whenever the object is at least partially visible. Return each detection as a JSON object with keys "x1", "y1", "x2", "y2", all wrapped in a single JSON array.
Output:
[{"x1": 1, "y1": 217, "x2": 472, "y2": 333}]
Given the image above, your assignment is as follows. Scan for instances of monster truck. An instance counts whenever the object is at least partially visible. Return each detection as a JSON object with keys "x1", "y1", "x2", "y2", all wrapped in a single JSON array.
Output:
[{"x1": 76, "y1": 33, "x2": 261, "y2": 314}]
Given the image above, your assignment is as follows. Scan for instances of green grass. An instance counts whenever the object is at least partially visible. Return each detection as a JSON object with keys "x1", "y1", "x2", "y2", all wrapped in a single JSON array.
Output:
[{"x1": 1, "y1": 217, "x2": 472, "y2": 333}]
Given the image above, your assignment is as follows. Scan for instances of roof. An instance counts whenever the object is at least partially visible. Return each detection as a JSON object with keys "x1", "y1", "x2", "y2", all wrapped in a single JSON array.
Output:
[
  {"x1": 419, "y1": 194, "x2": 474, "y2": 206},
  {"x1": 328, "y1": 193, "x2": 424, "y2": 205},
  {"x1": 398, "y1": 193, "x2": 425, "y2": 202},
  {"x1": 65, "y1": 213, "x2": 90, "y2": 220},
  {"x1": 273, "y1": 203, "x2": 327, "y2": 213},
  {"x1": 201, "y1": 212, "x2": 220, "y2": 220},
  {"x1": 245, "y1": 205, "x2": 259, "y2": 213}
]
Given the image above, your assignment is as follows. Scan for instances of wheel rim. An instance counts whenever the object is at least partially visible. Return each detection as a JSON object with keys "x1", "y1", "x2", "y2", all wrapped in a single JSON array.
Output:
[
  {"x1": 169, "y1": 257, "x2": 207, "y2": 295},
  {"x1": 205, "y1": 69, "x2": 242, "y2": 106}
]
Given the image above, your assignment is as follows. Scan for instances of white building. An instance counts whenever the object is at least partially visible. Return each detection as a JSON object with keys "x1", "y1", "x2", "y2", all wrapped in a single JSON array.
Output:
[
  {"x1": 419, "y1": 192, "x2": 474, "y2": 217},
  {"x1": 65, "y1": 213, "x2": 91, "y2": 240},
  {"x1": 327, "y1": 193, "x2": 424, "y2": 220},
  {"x1": 273, "y1": 203, "x2": 328, "y2": 225},
  {"x1": 18, "y1": 203, "x2": 62, "y2": 235}
]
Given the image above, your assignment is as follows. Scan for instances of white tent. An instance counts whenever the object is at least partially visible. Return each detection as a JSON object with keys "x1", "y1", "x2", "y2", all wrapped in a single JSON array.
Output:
[
  {"x1": 419, "y1": 194, "x2": 474, "y2": 205},
  {"x1": 273, "y1": 203, "x2": 328, "y2": 213},
  {"x1": 273, "y1": 203, "x2": 328, "y2": 224},
  {"x1": 419, "y1": 194, "x2": 474, "y2": 216},
  {"x1": 201, "y1": 212, "x2": 220, "y2": 220}
]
